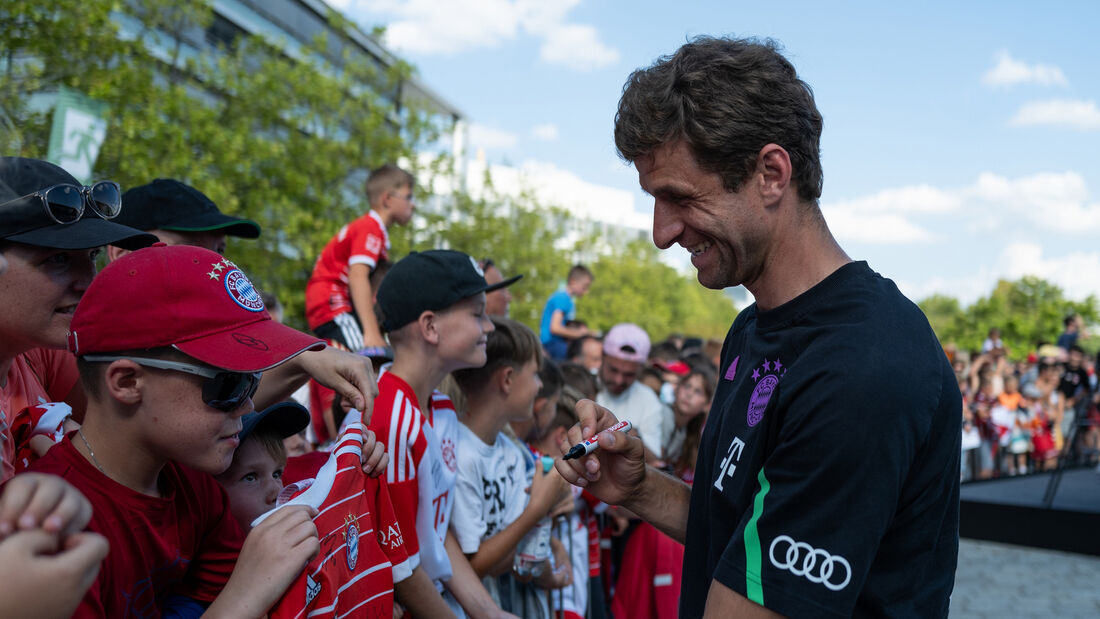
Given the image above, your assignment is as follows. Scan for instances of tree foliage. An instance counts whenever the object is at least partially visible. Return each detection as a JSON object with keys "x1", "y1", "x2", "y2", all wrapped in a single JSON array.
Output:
[
  {"x1": 919, "y1": 276, "x2": 1100, "y2": 358},
  {"x1": 1, "y1": 0, "x2": 737, "y2": 341},
  {"x1": 1, "y1": 0, "x2": 437, "y2": 327}
]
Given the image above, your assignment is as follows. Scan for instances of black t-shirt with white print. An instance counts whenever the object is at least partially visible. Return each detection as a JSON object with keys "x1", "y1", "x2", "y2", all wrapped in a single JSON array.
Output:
[{"x1": 680, "y1": 261, "x2": 960, "y2": 618}]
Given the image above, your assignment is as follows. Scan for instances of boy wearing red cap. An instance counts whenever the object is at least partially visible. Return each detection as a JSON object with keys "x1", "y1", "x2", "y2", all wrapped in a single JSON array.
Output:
[{"x1": 27, "y1": 244, "x2": 326, "y2": 617}]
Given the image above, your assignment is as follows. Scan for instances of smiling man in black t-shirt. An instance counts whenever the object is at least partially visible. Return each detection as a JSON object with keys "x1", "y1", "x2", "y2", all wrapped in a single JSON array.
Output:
[{"x1": 554, "y1": 37, "x2": 960, "y2": 618}]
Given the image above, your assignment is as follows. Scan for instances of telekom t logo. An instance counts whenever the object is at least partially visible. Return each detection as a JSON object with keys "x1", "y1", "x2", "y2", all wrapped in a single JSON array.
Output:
[{"x1": 714, "y1": 436, "x2": 746, "y2": 491}]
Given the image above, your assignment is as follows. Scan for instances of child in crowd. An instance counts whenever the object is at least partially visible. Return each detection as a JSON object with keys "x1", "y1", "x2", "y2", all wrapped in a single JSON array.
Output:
[
  {"x1": 215, "y1": 401, "x2": 313, "y2": 531},
  {"x1": 32, "y1": 244, "x2": 324, "y2": 616},
  {"x1": 662, "y1": 367, "x2": 715, "y2": 483},
  {"x1": 531, "y1": 380, "x2": 591, "y2": 619},
  {"x1": 222, "y1": 400, "x2": 412, "y2": 618},
  {"x1": 369, "y1": 249, "x2": 521, "y2": 618},
  {"x1": 451, "y1": 317, "x2": 572, "y2": 616},
  {"x1": 539, "y1": 265, "x2": 593, "y2": 360},
  {"x1": 305, "y1": 165, "x2": 414, "y2": 440}
]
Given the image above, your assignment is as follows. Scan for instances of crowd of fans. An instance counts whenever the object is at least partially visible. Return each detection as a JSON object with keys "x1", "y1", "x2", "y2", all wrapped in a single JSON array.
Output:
[
  {"x1": 954, "y1": 318, "x2": 1100, "y2": 481},
  {"x1": 0, "y1": 156, "x2": 734, "y2": 618}
]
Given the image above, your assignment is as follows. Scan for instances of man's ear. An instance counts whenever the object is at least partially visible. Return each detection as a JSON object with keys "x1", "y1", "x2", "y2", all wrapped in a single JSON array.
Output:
[
  {"x1": 103, "y1": 360, "x2": 144, "y2": 407},
  {"x1": 756, "y1": 143, "x2": 793, "y2": 205},
  {"x1": 418, "y1": 311, "x2": 439, "y2": 345}
]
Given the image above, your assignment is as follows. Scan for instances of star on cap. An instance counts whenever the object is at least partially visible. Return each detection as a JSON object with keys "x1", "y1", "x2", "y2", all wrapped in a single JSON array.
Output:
[
  {"x1": 211, "y1": 261, "x2": 227, "y2": 272},
  {"x1": 208, "y1": 270, "x2": 221, "y2": 280}
]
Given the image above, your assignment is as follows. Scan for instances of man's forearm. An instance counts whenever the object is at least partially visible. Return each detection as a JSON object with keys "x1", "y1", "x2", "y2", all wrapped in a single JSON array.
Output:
[
  {"x1": 622, "y1": 466, "x2": 692, "y2": 544},
  {"x1": 443, "y1": 531, "x2": 505, "y2": 619}
]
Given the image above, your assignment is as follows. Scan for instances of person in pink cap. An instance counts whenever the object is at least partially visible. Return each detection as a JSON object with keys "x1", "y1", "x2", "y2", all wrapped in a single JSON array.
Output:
[
  {"x1": 27, "y1": 244, "x2": 328, "y2": 617},
  {"x1": 596, "y1": 323, "x2": 671, "y2": 462}
]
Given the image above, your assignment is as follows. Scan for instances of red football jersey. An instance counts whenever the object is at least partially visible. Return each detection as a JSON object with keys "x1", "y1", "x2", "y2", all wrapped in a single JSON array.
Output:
[
  {"x1": 305, "y1": 211, "x2": 389, "y2": 329},
  {"x1": 25, "y1": 439, "x2": 243, "y2": 617},
  {"x1": 260, "y1": 414, "x2": 412, "y2": 618},
  {"x1": 10, "y1": 401, "x2": 70, "y2": 472}
]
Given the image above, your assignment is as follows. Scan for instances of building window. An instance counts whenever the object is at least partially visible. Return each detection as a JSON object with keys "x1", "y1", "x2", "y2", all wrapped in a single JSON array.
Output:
[{"x1": 206, "y1": 13, "x2": 246, "y2": 49}]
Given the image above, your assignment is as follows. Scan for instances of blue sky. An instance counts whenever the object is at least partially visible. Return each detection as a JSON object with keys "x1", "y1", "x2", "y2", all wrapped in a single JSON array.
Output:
[{"x1": 332, "y1": 0, "x2": 1100, "y2": 306}]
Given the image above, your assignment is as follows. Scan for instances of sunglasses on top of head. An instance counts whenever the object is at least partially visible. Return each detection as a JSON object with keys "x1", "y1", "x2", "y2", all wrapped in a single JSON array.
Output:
[
  {"x1": 81, "y1": 355, "x2": 261, "y2": 412},
  {"x1": 0, "y1": 181, "x2": 122, "y2": 225}
]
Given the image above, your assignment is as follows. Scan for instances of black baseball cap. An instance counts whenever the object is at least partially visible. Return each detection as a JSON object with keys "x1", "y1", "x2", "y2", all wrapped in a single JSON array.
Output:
[
  {"x1": 0, "y1": 157, "x2": 156, "y2": 250},
  {"x1": 377, "y1": 249, "x2": 522, "y2": 332},
  {"x1": 117, "y1": 179, "x2": 260, "y2": 238},
  {"x1": 239, "y1": 401, "x2": 311, "y2": 443}
]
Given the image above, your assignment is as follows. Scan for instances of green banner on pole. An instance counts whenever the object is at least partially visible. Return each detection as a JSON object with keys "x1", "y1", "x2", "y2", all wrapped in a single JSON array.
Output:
[{"x1": 46, "y1": 86, "x2": 109, "y2": 184}]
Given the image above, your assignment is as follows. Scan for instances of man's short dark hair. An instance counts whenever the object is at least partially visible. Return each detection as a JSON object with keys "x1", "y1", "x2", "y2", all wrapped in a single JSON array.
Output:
[
  {"x1": 365, "y1": 164, "x2": 414, "y2": 204},
  {"x1": 614, "y1": 36, "x2": 824, "y2": 204},
  {"x1": 567, "y1": 334, "x2": 601, "y2": 361},
  {"x1": 567, "y1": 264, "x2": 592, "y2": 282}
]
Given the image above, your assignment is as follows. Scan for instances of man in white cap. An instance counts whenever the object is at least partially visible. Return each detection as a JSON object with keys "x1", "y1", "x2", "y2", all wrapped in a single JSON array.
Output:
[{"x1": 596, "y1": 323, "x2": 671, "y2": 461}]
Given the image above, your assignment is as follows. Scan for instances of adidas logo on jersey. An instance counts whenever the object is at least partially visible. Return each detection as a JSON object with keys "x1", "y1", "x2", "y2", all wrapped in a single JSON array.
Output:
[{"x1": 305, "y1": 574, "x2": 321, "y2": 606}]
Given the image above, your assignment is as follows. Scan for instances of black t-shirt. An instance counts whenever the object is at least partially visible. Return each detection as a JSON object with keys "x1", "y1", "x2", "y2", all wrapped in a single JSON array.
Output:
[
  {"x1": 681, "y1": 262, "x2": 960, "y2": 618},
  {"x1": 1058, "y1": 365, "x2": 1089, "y2": 400}
]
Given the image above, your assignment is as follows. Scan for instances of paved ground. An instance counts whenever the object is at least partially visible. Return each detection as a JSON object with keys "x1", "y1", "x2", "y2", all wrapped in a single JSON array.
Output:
[{"x1": 951, "y1": 538, "x2": 1100, "y2": 617}]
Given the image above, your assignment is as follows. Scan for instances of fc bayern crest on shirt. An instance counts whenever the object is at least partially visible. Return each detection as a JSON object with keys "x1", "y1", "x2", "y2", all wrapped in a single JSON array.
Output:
[
  {"x1": 747, "y1": 357, "x2": 785, "y2": 427},
  {"x1": 223, "y1": 268, "x2": 265, "y2": 312},
  {"x1": 343, "y1": 514, "x2": 360, "y2": 570}
]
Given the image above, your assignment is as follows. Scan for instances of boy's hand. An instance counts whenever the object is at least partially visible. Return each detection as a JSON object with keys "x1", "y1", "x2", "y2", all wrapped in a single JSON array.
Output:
[
  {"x1": 0, "y1": 529, "x2": 109, "y2": 619},
  {"x1": 553, "y1": 400, "x2": 647, "y2": 508},
  {"x1": 0, "y1": 473, "x2": 94, "y2": 539},
  {"x1": 360, "y1": 429, "x2": 388, "y2": 477},
  {"x1": 217, "y1": 505, "x2": 319, "y2": 617},
  {"x1": 527, "y1": 462, "x2": 568, "y2": 516}
]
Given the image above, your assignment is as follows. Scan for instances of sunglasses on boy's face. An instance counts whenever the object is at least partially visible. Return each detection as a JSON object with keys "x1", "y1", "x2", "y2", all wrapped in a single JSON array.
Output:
[
  {"x1": 81, "y1": 355, "x2": 261, "y2": 413},
  {"x1": 0, "y1": 181, "x2": 122, "y2": 225}
]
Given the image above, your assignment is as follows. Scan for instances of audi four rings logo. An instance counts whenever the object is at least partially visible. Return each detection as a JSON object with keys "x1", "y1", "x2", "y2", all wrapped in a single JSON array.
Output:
[{"x1": 768, "y1": 535, "x2": 852, "y2": 592}]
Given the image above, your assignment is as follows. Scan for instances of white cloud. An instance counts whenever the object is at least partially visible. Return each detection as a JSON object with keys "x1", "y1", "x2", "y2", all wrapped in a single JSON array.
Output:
[
  {"x1": 530, "y1": 123, "x2": 559, "y2": 141},
  {"x1": 467, "y1": 123, "x2": 518, "y2": 149},
  {"x1": 538, "y1": 23, "x2": 620, "y2": 70},
  {"x1": 1009, "y1": 99, "x2": 1100, "y2": 130},
  {"x1": 824, "y1": 171, "x2": 1100, "y2": 245},
  {"x1": 981, "y1": 50, "x2": 1068, "y2": 87},
  {"x1": 358, "y1": 0, "x2": 618, "y2": 70}
]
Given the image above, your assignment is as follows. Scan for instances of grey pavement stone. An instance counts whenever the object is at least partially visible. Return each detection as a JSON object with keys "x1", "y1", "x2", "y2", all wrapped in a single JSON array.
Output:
[{"x1": 950, "y1": 539, "x2": 1100, "y2": 617}]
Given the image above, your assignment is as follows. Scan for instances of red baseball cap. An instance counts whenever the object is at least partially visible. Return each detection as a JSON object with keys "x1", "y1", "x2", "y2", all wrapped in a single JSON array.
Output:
[{"x1": 68, "y1": 244, "x2": 324, "y2": 371}]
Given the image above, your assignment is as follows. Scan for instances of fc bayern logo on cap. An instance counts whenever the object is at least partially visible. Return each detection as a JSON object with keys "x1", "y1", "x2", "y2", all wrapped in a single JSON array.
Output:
[{"x1": 224, "y1": 269, "x2": 264, "y2": 312}]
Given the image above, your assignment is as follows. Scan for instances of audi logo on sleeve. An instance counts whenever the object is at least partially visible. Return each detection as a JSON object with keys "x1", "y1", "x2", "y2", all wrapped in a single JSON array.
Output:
[{"x1": 768, "y1": 535, "x2": 852, "y2": 592}]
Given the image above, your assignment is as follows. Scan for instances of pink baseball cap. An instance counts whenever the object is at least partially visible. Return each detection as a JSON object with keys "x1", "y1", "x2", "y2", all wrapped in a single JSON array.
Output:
[
  {"x1": 603, "y1": 323, "x2": 651, "y2": 364},
  {"x1": 68, "y1": 244, "x2": 324, "y2": 371}
]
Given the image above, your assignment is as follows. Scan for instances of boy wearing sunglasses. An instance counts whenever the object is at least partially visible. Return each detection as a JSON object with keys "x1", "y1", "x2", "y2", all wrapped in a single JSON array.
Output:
[
  {"x1": 25, "y1": 244, "x2": 327, "y2": 616},
  {"x1": 0, "y1": 156, "x2": 155, "y2": 483}
]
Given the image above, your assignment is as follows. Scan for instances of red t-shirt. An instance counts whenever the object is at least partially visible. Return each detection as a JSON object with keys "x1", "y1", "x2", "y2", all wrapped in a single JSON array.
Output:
[
  {"x1": 261, "y1": 415, "x2": 412, "y2": 618},
  {"x1": 305, "y1": 211, "x2": 389, "y2": 329},
  {"x1": 26, "y1": 439, "x2": 244, "y2": 617}
]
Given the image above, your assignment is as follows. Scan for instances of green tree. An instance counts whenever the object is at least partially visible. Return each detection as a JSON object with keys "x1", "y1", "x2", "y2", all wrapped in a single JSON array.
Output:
[
  {"x1": 581, "y1": 239, "x2": 737, "y2": 341},
  {"x1": 1, "y1": 0, "x2": 440, "y2": 329},
  {"x1": 919, "y1": 277, "x2": 1100, "y2": 359}
]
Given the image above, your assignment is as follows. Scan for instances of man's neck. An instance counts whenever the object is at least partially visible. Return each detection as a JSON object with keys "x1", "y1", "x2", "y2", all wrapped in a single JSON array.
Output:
[
  {"x1": 747, "y1": 205, "x2": 851, "y2": 312},
  {"x1": 76, "y1": 407, "x2": 166, "y2": 497},
  {"x1": 462, "y1": 396, "x2": 509, "y2": 445}
]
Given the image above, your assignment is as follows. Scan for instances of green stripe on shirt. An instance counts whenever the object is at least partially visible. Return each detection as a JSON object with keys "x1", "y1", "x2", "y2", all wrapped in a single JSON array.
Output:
[{"x1": 743, "y1": 468, "x2": 771, "y2": 605}]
